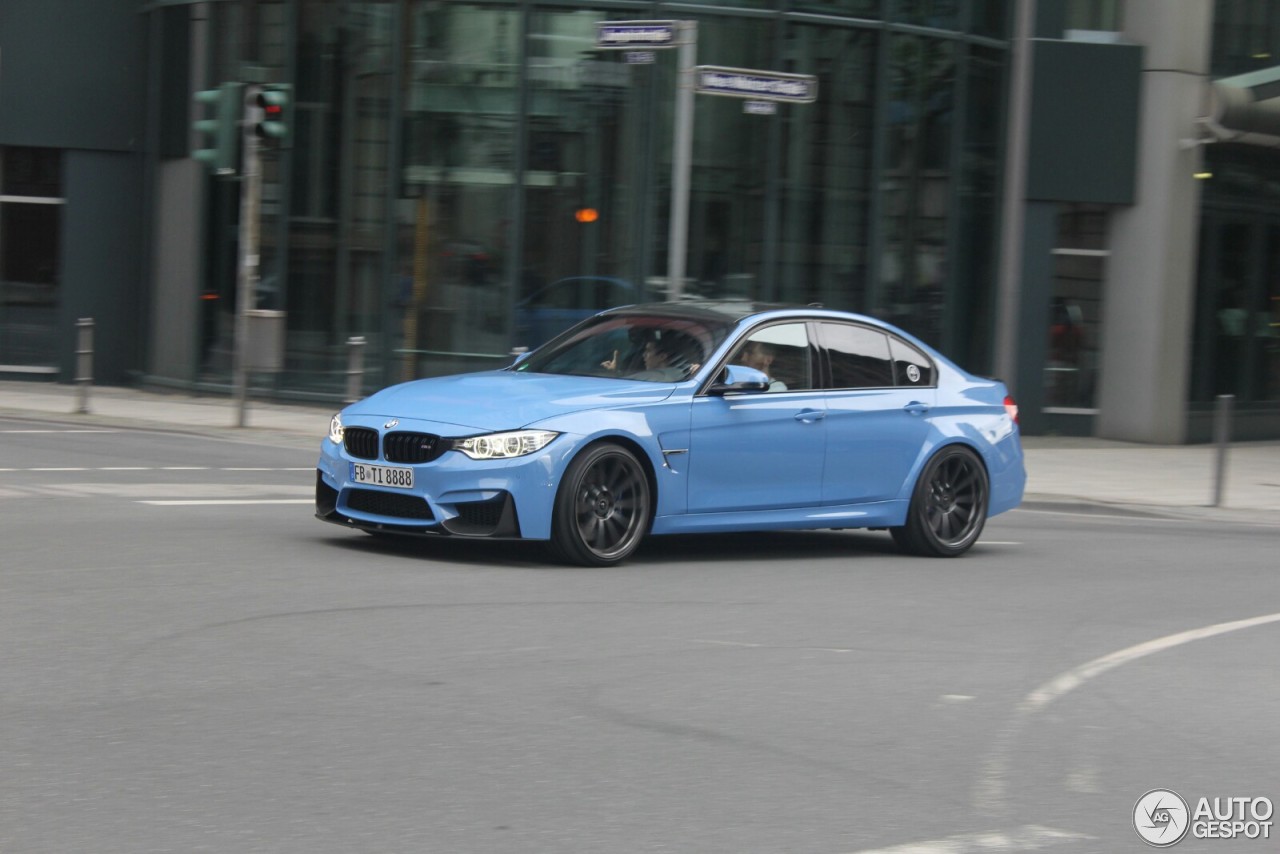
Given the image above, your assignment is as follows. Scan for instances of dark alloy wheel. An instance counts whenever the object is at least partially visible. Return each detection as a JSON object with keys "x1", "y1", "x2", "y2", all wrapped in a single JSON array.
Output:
[
  {"x1": 890, "y1": 445, "x2": 989, "y2": 557},
  {"x1": 550, "y1": 443, "x2": 652, "y2": 566}
]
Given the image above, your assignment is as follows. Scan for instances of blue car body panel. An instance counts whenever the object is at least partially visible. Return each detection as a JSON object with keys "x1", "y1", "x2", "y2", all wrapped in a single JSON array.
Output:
[{"x1": 317, "y1": 303, "x2": 1025, "y2": 550}]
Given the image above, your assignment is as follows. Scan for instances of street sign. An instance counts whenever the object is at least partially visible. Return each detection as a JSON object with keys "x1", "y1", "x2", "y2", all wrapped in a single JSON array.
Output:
[
  {"x1": 596, "y1": 20, "x2": 677, "y2": 49},
  {"x1": 694, "y1": 65, "x2": 818, "y2": 103},
  {"x1": 593, "y1": 18, "x2": 698, "y2": 302}
]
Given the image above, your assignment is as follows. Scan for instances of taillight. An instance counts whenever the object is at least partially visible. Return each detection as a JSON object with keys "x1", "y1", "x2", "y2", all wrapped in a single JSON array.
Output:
[{"x1": 1003, "y1": 395, "x2": 1019, "y2": 425}]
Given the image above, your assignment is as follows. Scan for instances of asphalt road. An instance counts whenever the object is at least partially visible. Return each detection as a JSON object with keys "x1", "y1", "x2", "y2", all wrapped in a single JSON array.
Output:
[{"x1": 2, "y1": 417, "x2": 1277, "y2": 853}]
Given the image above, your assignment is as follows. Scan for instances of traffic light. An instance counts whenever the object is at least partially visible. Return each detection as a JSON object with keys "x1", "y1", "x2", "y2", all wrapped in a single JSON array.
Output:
[
  {"x1": 254, "y1": 83, "x2": 292, "y2": 149},
  {"x1": 192, "y1": 82, "x2": 243, "y2": 174}
]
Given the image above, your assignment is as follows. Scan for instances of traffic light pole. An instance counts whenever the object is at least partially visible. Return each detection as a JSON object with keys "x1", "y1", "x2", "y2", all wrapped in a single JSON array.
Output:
[{"x1": 233, "y1": 86, "x2": 263, "y2": 428}]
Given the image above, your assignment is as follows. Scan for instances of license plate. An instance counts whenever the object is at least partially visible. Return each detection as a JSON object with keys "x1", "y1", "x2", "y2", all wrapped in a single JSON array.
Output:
[{"x1": 349, "y1": 463, "x2": 414, "y2": 489}]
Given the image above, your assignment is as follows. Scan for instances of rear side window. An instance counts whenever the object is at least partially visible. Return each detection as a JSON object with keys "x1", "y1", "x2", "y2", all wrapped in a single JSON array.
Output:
[
  {"x1": 821, "y1": 323, "x2": 893, "y2": 388},
  {"x1": 890, "y1": 337, "x2": 935, "y2": 386}
]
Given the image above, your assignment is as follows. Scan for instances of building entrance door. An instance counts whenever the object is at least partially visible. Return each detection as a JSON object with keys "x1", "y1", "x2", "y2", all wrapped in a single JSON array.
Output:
[
  {"x1": 0, "y1": 147, "x2": 63, "y2": 372},
  {"x1": 1194, "y1": 215, "x2": 1280, "y2": 404}
]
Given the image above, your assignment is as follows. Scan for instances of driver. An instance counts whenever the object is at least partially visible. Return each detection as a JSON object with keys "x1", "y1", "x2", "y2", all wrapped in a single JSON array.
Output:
[{"x1": 602, "y1": 330, "x2": 700, "y2": 380}]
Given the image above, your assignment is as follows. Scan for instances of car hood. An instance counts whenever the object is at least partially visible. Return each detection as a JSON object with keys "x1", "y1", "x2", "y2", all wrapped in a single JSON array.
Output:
[{"x1": 345, "y1": 370, "x2": 676, "y2": 432}]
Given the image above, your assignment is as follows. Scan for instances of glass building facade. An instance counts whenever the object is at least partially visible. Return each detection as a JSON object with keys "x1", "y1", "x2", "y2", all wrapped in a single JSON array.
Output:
[
  {"x1": 1191, "y1": 2, "x2": 1280, "y2": 414},
  {"x1": 185, "y1": 0, "x2": 1012, "y2": 398},
  {"x1": 5, "y1": 0, "x2": 1276, "y2": 439}
]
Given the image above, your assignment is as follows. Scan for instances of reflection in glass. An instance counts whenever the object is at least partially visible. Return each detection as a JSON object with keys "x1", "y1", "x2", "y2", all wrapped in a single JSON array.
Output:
[
  {"x1": 777, "y1": 25, "x2": 877, "y2": 310},
  {"x1": 657, "y1": 15, "x2": 774, "y2": 302},
  {"x1": 891, "y1": 0, "x2": 960, "y2": 29},
  {"x1": 401, "y1": 3, "x2": 521, "y2": 379},
  {"x1": 520, "y1": 9, "x2": 654, "y2": 324},
  {"x1": 1197, "y1": 220, "x2": 1280, "y2": 403},
  {"x1": 186, "y1": 1, "x2": 1015, "y2": 394},
  {"x1": 1265, "y1": 227, "x2": 1280, "y2": 401},
  {"x1": 1043, "y1": 256, "x2": 1102, "y2": 409},
  {"x1": 790, "y1": 0, "x2": 878, "y2": 17},
  {"x1": 879, "y1": 35, "x2": 955, "y2": 347},
  {"x1": 2, "y1": 147, "x2": 62, "y2": 197},
  {"x1": 0, "y1": 201, "x2": 61, "y2": 365},
  {"x1": 950, "y1": 46, "x2": 1003, "y2": 370},
  {"x1": 1043, "y1": 206, "x2": 1106, "y2": 410}
]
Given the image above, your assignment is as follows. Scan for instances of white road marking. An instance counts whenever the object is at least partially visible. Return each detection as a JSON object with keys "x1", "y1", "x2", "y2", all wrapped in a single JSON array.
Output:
[
  {"x1": 0, "y1": 429, "x2": 118, "y2": 434},
  {"x1": 1012, "y1": 507, "x2": 1180, "y2": 523},
  {"x1": 842, "y1": 824, "x2": 1092, "y2": 852},
  {"x1": 138, "y1": 499, "x2": 314, "y2": 506},
  {"x1": 974, "y1": 611, "x2": 1280, "y2": 817},
  {"x1": 689, "y1": 638, "x2": 855, "y2": 653},
  {"x1": 28, "y1": 467, "x2": 89, "y2": 471}
]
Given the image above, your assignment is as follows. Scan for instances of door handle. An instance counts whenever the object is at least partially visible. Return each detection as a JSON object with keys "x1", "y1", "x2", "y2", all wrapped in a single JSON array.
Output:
[
  {"x1": 794, "y1": 408, "x2": 826, "y2": 423},
  {"x1": 903, "y1": 401, "x2": 930, "y2": 416}
]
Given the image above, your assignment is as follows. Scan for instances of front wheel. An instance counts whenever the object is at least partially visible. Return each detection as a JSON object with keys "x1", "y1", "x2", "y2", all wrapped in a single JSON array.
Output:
[
  {"x1": 550, "y1": 443, "x2": 651, "y2": 566},
  {"x1": 890, "y1": 445, "x2": 989, "y2": 557}
]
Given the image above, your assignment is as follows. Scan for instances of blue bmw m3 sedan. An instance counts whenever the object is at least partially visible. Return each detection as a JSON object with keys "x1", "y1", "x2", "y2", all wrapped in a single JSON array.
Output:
[{"x1": 317, "y1": 301, "x2": 1025, "y2": 565}]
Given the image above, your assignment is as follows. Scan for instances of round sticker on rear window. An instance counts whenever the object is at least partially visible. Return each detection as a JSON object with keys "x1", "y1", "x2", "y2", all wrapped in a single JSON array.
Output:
[{"x1": 906, "y1": 364, "x2": 921, "y2": 383}]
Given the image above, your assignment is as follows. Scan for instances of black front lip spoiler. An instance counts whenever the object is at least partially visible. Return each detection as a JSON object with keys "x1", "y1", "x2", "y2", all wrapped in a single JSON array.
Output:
[{"x1": 315, "y1": 472, "x2": 523, "y2": 539}]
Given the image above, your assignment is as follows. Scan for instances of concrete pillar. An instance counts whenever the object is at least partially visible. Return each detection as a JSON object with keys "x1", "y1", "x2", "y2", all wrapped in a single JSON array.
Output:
[{"x1": 1095, "y1": 0, "x2": 1212, "y2": 443}]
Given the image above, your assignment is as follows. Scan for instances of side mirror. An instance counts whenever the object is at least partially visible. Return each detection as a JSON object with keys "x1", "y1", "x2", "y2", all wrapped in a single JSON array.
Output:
[
  {"x1": 707, "y1": 364, "x2": 770, "y2": 395},
  {"x1": 510, "y1": 347, "x2": 531, "y2": 367}
]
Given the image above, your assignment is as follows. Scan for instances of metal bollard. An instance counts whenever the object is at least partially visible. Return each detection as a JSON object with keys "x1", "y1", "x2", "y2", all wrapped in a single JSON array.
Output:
[
  {"x1": 75, "y1": 318, "x2": 94, "y2": 415},
  {"x1": 1212, "y1": 393, "x2": 1234, "y2": 507},
  {"x1": 344, "y1": 336, "x2": 366, "y2": 404}
]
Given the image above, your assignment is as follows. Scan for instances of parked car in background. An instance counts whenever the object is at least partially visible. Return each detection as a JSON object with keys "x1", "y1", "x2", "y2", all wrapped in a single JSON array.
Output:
[
  {"x1": 317, "y1": 301, "x2": 1025, "y2": 566},
  {"x1": 512, "y1": 275, "x2": 637, "y2": 350}
]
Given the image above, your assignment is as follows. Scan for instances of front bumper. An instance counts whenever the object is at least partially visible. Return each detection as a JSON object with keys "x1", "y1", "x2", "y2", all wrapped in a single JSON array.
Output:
[
  {"x1": 315, "y1": 433, "x2": 563, "y2": 539},
  {"x1": 315, "y1": 472, "x2": 523, "y2": 537}
]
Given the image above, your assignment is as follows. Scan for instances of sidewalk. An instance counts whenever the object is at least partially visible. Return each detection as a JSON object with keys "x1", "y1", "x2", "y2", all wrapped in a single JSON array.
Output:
[{"x1": 3, "y1": 381, "x2": 1278, "y2": 526}]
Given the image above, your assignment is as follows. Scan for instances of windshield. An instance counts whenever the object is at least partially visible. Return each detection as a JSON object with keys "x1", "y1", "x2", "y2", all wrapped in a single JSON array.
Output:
[{"x1": 513, "y1": 313, "x2": 734, "y2": 382}]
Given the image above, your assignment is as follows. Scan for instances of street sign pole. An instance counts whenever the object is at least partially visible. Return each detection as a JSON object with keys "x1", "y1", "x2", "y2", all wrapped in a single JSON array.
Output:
[
  {"x1": 667, "y1": 21, "x2": 697, "y2": 302},
  {"x1": 595, "y1": 20, "x2": 695, "y2": 302},
  {"x1": 233, "y1": 85, "x2": 263, "y2": 428}
]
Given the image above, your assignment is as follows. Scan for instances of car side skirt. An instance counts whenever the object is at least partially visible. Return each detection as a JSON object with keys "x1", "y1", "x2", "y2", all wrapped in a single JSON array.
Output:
[{"x1": 650, "y1": 500, "x2": 910, "y2": 535}]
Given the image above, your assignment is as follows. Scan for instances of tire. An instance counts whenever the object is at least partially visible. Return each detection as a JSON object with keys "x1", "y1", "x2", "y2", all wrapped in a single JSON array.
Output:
[
  {"x1": 550, "y1": 443, "x2": 651, "y2": 566},
  {"x1": 890, "y1": 445, "x2": 989, "y2": 557}
]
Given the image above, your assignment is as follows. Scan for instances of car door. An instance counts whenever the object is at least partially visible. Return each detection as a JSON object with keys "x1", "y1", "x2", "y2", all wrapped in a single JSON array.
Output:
[
  {"x1": 685, "y1": 322, "x2": 827, "y2": 513},
  {"x1": 817, "y1": 322, "x2": 936, "y2": 505}
]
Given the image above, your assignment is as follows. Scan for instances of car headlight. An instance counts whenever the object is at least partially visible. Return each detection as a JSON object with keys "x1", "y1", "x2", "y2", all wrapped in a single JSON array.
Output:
[
  {"x1": 451, "y1": 430, "x2": 558, "y2": 460},
  {"x1": 328, "y1": 413, "x2": 345, "y2": 444}
]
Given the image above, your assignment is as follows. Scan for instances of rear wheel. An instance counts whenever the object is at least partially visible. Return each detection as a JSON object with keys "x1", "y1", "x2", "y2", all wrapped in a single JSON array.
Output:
[
  {"x1": 550, "y1": 443, "x2": 651, "y2": 566},
  {"x1": 890, "y1": 445, "x2": 988, "y2": 557}
]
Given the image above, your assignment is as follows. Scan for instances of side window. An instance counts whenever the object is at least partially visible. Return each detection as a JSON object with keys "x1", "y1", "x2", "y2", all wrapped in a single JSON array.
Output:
[
  {"x1": 821, "y1": 323, "x2": 893, "y2": 388},
  {"x1": 889, "y1": 337, "x2": 935, "y2": 386},
  {"x1": 728, "y1": 322, "x2": 812, "y2": 391}
]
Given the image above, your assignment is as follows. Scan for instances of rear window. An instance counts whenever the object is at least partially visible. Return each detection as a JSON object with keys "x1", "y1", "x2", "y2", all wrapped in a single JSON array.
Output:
[
  {"x1": 890, "y1": 337, "x2": 935, "y2": 386},
  {"x1": 822, "y1": 324, "x2": 894, "y2": 388}
]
